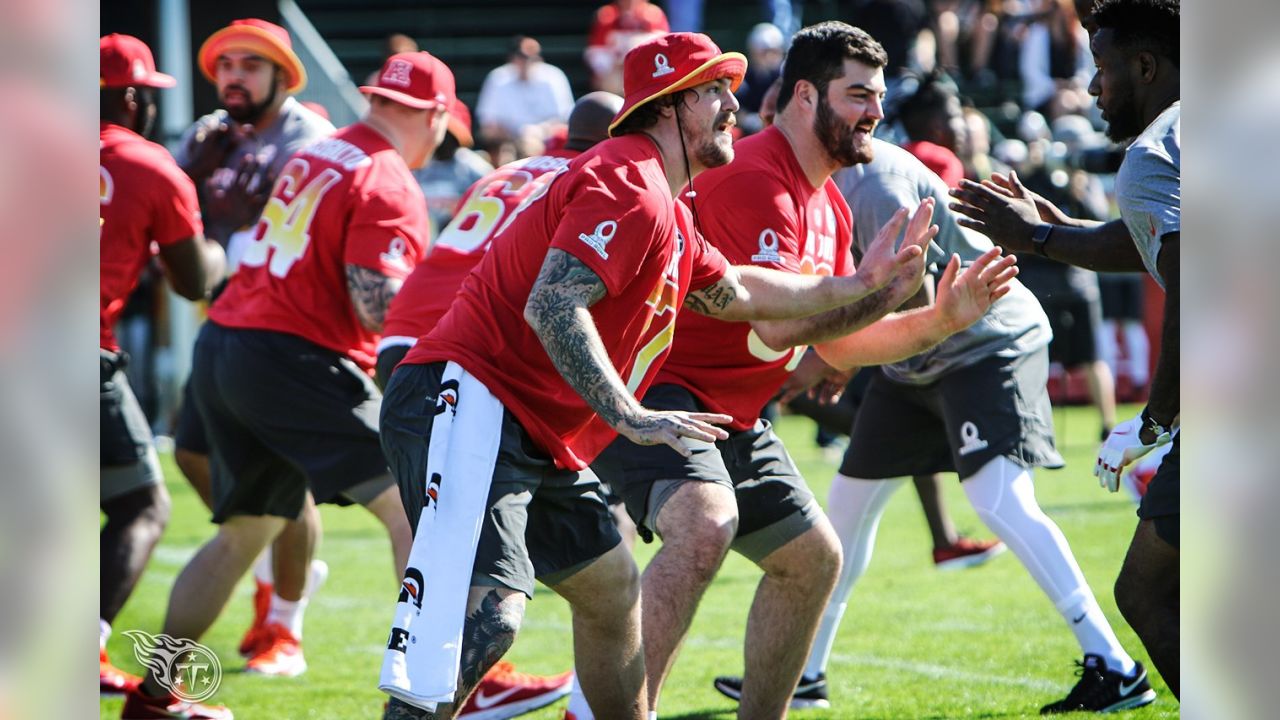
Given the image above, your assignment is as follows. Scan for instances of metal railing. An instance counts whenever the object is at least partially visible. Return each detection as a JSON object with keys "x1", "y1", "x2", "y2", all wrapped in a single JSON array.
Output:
[{"x1": 278, "y1": 0, "x2": 369, "y2": 128}]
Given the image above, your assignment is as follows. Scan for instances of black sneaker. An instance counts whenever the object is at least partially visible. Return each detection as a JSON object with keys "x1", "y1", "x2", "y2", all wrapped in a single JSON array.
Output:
[
  {"x1": 713, "y1": 672, "x2": 830, "y2": 710},
  {"x1": 1040, "y1": 654, "x2": 1157, "y2": 714}
]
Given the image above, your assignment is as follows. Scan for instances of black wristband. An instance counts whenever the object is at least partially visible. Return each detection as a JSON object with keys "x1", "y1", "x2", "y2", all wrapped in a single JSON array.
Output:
[{"x1": 1031, "y1": 223, "x2": 1054, "y2": 258}]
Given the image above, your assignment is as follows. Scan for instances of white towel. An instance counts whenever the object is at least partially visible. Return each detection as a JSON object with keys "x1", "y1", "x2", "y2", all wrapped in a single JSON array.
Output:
[{"x1": 380, "y1": 362, "x2": 504, "y2": 711}]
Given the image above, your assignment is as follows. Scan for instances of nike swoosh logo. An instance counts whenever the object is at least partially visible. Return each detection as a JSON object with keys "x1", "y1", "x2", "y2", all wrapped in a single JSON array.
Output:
[
  {"x1": 1072, "y1": 613, "x2": 1087, "y2": 624},
  {"x1": 1118, "y1": 669, "x2": 1147, "y2": 696},
  {"x1": 472, "y1": 685, "x2": 522, "y2": 709}
]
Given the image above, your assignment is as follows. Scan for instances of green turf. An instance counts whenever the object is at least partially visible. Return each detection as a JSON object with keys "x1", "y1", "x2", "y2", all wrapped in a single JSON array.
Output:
[{"x1": 101, "y1": 403, "x2": 1176, "y2": 719}]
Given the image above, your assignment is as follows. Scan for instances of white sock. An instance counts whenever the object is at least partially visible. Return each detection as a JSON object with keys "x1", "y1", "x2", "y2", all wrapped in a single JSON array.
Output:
[
  {"x1": 1123, "y1": 321, "x2": 1150, "y2": 386},
  {"x1": 565, "y1": 674, "x2": 593, "y2": 719},
  {"x1": 804, "y1": 474, "x2": 906, "y2": 679},
  {"x1": 962, "y1": 457, "x2": 1135, "y2": 675},
  {"x1": 648, "y1": 712, "x2": 658, "y2": 720},
  {"x1": 100, "y1": 618, "x2": 111, "y2": 652},
  {"x1": 1097, "y1": 320, "x2": 1121, "y2": 379},
  {"x1": 253, "y1": 546, "x2": 274, "y2": 585},
  {"x1": 267, "y1": 594, "x2": 306, "y2": 639}
]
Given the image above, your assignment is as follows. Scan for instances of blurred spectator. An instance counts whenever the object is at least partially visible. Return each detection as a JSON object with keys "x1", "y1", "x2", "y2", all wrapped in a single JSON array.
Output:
[
  {"x1": 1017, "y1": 0, "x2": 1092, "y2": 118},
  {"x1": 585, "y1": 0, "x2": 669, "y2": 94},
  {"x1": 897, "y1": 75, "x2": 967, "y2": 187},
  {"x1": 736, "y1": 23, "x2": 786, "y2": 134},
  {"x1": 850, "y1": 0, "x2": 932, "y2": 84},
  {"x1": 1097, "y1": 272, "x2": 1150, "y2": 396},
  {"x1": 930, "y1": 0, "x2": 1000, "y2": 83},
  {"x1": 958, "y1": 104, "x2": 1009, "y2": 180},
  {"x1": 476, "y1": 35, "x2": 574, "y2": 156},
  {"x1": 414, "y1": 99, "x2": 495, "y2": 240}
]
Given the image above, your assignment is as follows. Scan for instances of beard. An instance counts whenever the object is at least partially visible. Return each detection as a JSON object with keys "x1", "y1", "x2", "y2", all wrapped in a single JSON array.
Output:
[
  {"x1": 688, "y1": 109, "x2": 735, "y2": 169},
  {"x1": 815, "y1": 96, "x2": 874, "y2": 167},
  {"x1": 222, "y1": 80, "x2": 278, "y2": 125},
  {"x1": 1101, "y1": 93, "x2": 1143, "y2": 143}
]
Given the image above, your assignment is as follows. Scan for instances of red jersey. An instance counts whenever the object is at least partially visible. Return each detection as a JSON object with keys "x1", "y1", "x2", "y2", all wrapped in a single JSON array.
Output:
[
  {"x1": 904, "y1": 140, "x2": 964, "y2": 189},
  {"x1": 100, "y1": 121, "x2": 203, "y2": 351},
  {"x1": 657, "y1": 126, "x2": 856, "y2": 430},
  {"x1": 381, "y1": 150, "x2": 578, "y2": 342},
  {"x1": 403, "y1": 134, "x2": 729, "y2": 470},
  {"x1": 210, "y1": 123, "x2": 428, "y2": 372}
]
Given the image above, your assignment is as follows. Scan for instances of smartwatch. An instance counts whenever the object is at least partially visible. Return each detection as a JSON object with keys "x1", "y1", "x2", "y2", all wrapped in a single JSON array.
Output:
[{"x1": 1031, "y1": 223, "x2": 1054, "y2": 258}]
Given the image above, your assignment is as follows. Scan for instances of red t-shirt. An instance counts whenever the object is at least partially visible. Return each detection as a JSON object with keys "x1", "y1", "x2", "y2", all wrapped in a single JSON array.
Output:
[
  {"x1": 587, "y1": 1, "x2": 670, "y2": 47},
  {"x1": 657, "y1": 126, "x2": 856, "y2": 430},
  {"x1": 382, "y1": 150, "x2": 578, "y2": 342},
  {"x1": 904, "y1": 140, "x2": 965, "y2": 189},
  {"x1": 403, "y1": 134, "x2": 729, "y2": 470},
  {"x1": 100, "y1": 121, "x2": 203, "y2": 351},
  {"x1": 210, "y1": 123, "x2": 428, "y2": 371}
]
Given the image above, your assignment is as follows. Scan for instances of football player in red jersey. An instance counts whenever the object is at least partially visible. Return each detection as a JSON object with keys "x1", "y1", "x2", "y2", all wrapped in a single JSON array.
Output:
[
  {"x1": 124, "y1": 52, "x2": 453, "y2": 720},
  {"x1": 376, "y1": 92, "x2": 625, "y2": 720},
  {"x1": 377, "y1": 32, "x2": 1009, "y2": 720},
  {"x1": 99, "y1": 33, "x2": 226, "y2": 713},
  {"x1": 587, "y1": 22, "x2": 1018, "y2": 719}
]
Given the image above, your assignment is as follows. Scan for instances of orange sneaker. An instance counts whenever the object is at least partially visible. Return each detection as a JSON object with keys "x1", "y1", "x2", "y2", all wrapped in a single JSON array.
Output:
[
  {"x1": 458, "y1": 662, "x2": 574, "y2": 719},
  {"x1": 101, "y1": 647, "x2": 142, "y2": 695},
  {"x1": 120, "y1": 688, "x2": 232, "y2": 719},
  {"x1": 933, "y1": 536, "x2": 1006, "y2": 570},
  {"x1": 237, "y1": 578, "x2": 272, "y2": 657},
  {"x1": 244, "y1": 623, "x2": 306, "y2": 678}
]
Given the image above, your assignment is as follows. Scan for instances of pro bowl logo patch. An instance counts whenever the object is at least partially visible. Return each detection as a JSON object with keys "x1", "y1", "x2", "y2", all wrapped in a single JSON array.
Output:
[
  {"x1": 751, "y1": 228, "x2": 783, "y2": 263},
  {"x1": 579, "y1": 220, "x2": 617, "y2": 260},
  {"x1": 433, "y1": 379, "x2": 460, "y2": 417}
]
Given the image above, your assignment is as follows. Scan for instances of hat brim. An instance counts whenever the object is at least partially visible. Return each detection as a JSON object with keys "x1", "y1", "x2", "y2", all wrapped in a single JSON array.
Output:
[
  {"x1": 359, "y1": 85, "x2": 448, "y2": 111},
  {"x1": 608, "y1": 52, "x2": 747, "y2": 136},
  {"x1": 100, "y1": 70, "x2": 177, "y2": 89},
  {"x1": 199, "y1": 25, "x2": 307, "y2": 94},
  {"x1": 446, "y1": 115, "x2": 473, "y2": 147}
]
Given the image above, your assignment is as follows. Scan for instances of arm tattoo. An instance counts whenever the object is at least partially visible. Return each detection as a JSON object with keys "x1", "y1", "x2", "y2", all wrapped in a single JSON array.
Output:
[
  {"x1": 684, "y1": 277, "x2": 737, "y2": 317},
  {"x1": 525, "y1": 249, "x2": 635, "y2": 429},
  {"x1": 382, "y1": 590, "x2": 523, "y2": 720},
  {"x1": 769, "y1": 283, "x2": 902, "y2": 347},
  {"x1": 346, "y1": 264, "x2": 401, "y2": 333}
]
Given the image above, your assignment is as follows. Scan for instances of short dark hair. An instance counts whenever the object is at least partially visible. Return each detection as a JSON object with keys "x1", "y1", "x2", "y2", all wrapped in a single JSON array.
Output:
[
  {"x1": 1092, "y1": 0, "x2": 1179, "y2": 65},
  {"x1": 776, "y1": 22, "x2": 888, "y2": 112},
  {"x1": 611, "y1": 93, "x2": 677, "y2": 137},
  {"x1": 897, "y1": 74, "x2": 958, "y2": 141}
]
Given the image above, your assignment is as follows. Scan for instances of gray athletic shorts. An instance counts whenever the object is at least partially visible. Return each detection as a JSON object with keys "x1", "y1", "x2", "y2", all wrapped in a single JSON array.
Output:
[
  {"x1": 593, "y1": 383, "x2": 822, "y2": 563},
  {"x1": 101, "y1": 350, "x2": 162, "y2": 503},
  {"x1": 841, "y1": 349, "x2": 1064, "y2": 480},
  {"x1": 190, "y1": 323, "x2": 393, "y2": 522},
  {"x1": 1138, "y1": 432, "x2": 1179, "y2": 547},
  {"x1": 380, "y1": 361, "x2": 621, "y2": 596}
]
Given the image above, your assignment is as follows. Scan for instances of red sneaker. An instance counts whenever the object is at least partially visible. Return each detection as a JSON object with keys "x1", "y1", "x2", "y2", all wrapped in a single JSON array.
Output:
[
  {"x1": 101, "y1": 647, "x2": 142, "y2": 695},
  {"x1": 237, "y1": 578, "x2": 272, "y2": 657},
  {"x1": 120, "y1": 689, "x2": 232, "y2": 719},
  {"x1": 458, "y1": 662, "x2": 574, "y2": 719},
  {"x1": 244, "y1": 623, "x2": 306, "y2": 677},
  {"x1": 933, "y1": 537, "x2": 1006, "y2": 570}
]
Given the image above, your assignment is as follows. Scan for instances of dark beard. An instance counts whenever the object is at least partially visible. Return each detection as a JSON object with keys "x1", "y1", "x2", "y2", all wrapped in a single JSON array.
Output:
[
  {"x1": 693, "y1": 112, "x2": 734, "y2": 168},
  {"x1": 1102, "y1": 98, "x2": 1143, "y2": 143},
  {"x1": 224, "y1": 80, "x2": 279, "y2": 125},
  {"x1": 815, "y1": 96, "x2": 872, "y2": 167}
]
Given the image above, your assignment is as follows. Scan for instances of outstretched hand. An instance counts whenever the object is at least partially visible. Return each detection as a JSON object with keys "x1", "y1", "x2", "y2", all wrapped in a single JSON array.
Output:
[
  {"x1": 948, "y1": 171, "x2": 1045, "y2": 253},
  {"x1": 778, "y1": 349, "x2": 853, "y2": 405},
  {"x1": 858, "y1": 198, "x2": 937, "y2": 294},
  {"x1": 934, "y1": 247, "x2": 1019, "y2": 334},
  {"x1": 617, "y1": 409, "x2": 732, "y2": 457},
  {"x1": 204, "y1": 152, "x2": 276, "y2": 232}
]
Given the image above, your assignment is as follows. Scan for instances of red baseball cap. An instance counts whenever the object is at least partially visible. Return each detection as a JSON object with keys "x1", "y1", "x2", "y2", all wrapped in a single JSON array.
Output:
[
  {"x1": 608, "y1": 32, "x2": 746, "y2": 136},
  {"x1": 100, "y1": 34, "x2": 176, "y2": 89},
  {"x1": 198, "y1": 19, "x2": 307, "y2": 94},
  {"x1": 360, "y1": 52, "x2": 457, "y2": 111}
]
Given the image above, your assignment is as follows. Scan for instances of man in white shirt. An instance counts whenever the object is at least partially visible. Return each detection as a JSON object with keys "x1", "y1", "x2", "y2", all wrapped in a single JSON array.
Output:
[{"x1": 475, "y1": 36, "x2": 575, "y2": 154}]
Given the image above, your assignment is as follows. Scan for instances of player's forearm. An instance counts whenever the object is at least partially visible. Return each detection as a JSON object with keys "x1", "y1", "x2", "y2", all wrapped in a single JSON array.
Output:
[
  {"x1": 1041, "y1": 220, "x2": 1146, "y2": 272},
  {"x1": 724, "y1": 265, "x2": 879, "y2": 322},
  {"x1": 751, "y1": 283, "x2": 905, "y2": 351},
  {"x1": 813, "y1": 305, "x2": 954, "y2": 371}
]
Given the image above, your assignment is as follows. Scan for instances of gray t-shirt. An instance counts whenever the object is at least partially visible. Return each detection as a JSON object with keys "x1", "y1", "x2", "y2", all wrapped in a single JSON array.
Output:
[
  {"x1": 176, "y1": 96, "x2": 335, "y2": 268},
  {"x1": 833, "y1": 139, "x2": 1051, "y2": 385},
  {"x1": 1115, "y1": 102, "x2": 1180, "y2": 289}
]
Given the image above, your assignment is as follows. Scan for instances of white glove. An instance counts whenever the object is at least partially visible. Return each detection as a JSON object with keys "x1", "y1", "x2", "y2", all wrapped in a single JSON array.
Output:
[{"x1": 1094, "y1": 413, "x2": 1173, "y2": 492}]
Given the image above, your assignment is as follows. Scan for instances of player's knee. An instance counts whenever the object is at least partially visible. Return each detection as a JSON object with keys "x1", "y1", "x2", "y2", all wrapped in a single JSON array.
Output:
[
  {"x1": 672, "y1": 516, "x2": 738, "y2": 582},
  {"x1": 763, "y1": 521, "x2": 842, "y2": 587},
  {"x1": 1113, "y1": 565, "x2": 1148, "y2": 627}
]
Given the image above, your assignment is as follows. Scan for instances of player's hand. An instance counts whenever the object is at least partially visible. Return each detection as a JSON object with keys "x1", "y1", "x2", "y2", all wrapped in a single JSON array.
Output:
[
  {"x1": 987, "y1": 171, "x2": 1073, "y2": 225},
  {"x1": 617, "y1": 409, "x2": 732, "y2": 457},
  {"x1": 204, "y1": 152, "x2": 275, "y2": 231},
  {"x1": 778, "y1": 350, "x2": 852, "y2": 405},
  {"x1": 934, "y1": 248, "x2": 1019, "y2": 334},
  {"x1": 1094, "y1": 414, "x2": 1173, "y2": 492},
  {"x1": 182, "y1": 118, "x2": 234, "y2": 184},
  {"x1": 948, "y1": 174, "x2": 1043, "y2": 254},
  {"x1": 858, "y1": 199, "x2": 936, "y2": 293}
]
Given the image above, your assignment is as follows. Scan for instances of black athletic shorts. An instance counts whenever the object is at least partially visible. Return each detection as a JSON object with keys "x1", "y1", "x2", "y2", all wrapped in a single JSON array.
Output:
[
  {"x1": 375, "y1": 342, "x2": 413, "y2": 391},
  {"x1": 840, "y1": 349, "x2": 1064, "y2": 480},
  {"x1": 1098, "y1": 273, "x2": 1145, "y2": 321},
  {"x1": 1138, "y1": 432, "x2": 1179, "y2": 547},
  {"x1": 190, "y1": 322, "x2": 391, "y2": 522},
  {"x1": 173, "y1": 377, "x2": 209, "y2": 455},
  {"x1": 101, "y1": 350, "x2": 163, "y2": 501},
  {"x1": 593, "y1": 383, "x2": 821, "y2": 562},
  {"x1": 380, "y1": 361, "x2": 620, "y2": 596},
  {"x1": 1041, "y1": 295, "x2": 1103, "y2": 367}
]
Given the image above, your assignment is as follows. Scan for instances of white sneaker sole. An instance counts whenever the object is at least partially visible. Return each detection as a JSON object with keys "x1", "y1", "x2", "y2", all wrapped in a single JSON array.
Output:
[
  {"x1": 1102, "y1": 689, "x2": 1157, "y2": 712},
  {"x1": 245, "y1": 657, "x2": 307, "y2": 678}
]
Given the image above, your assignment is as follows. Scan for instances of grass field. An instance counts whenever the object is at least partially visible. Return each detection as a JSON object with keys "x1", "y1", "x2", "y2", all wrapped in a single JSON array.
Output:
[{"x1": 101, "y1": 403, "x2": 1177, "y2": 720}]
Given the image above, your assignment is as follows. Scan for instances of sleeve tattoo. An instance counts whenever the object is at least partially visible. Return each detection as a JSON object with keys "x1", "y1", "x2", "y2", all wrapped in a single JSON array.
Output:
[
  {"x1": 345, "y1": 264, "x2": 402, "y2": 332},
  {"x1": 684, "y1": 276, "x2": 738, "y2": 317}
]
